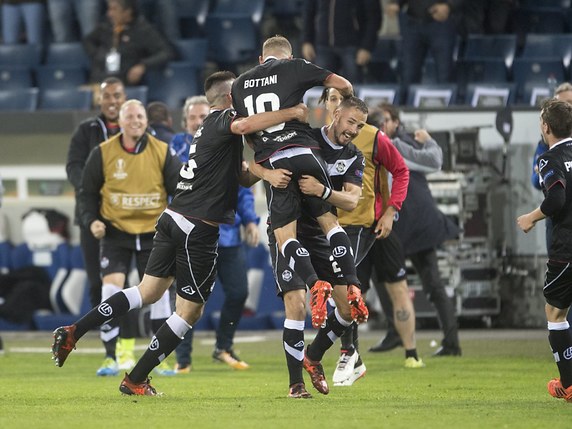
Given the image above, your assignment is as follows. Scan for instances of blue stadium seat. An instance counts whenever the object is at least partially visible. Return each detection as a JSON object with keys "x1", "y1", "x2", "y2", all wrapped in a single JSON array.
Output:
[
  {"x1": 39, "y1": 88, "x2": 93, "y2": 111},
  {"x1": 44, "y1": 42, "x2": 90, "y2": 68},
  {"x1": 521, "y1": 83, "x2": 553, "y2": 107},
  {"x1": 146, "y1": 62, "x2": 200, "y2": 109},
  {"x1": 11, "y1": 242, "x2": 70, "y2": 282},
  {"x1": 406, "y1": 84, "x2": 458, "y2": 107},
  {"x1": 0, "y1": 241, "x2": 12, "y2": 274},
  {"x1": 269, "y1": 0, "x2": 304, "y2": 17},
  {"x1": 463, "y1": 34, "x2": 517, "y2": 66},
  {"x1": 212, "y1": 0, "x2": 265, "y2": 25},
  {"x1": 206, "y1": 15, "x2": 259, "y2": 69},
  {"x1": 0, "y1": 44, "x2": 42, "y2": 68},
  {"x1": 367, "y1": 36, "x2": 401, "y2": 83},
  {"x1": 0, "y1": 88, "x2": 39, "y2": 111},
  {"x1": 511, "y1": 58, "x2": 566, "y2": 100},
  {"x1": 0, "y1": 66, "x2": 33, "y2": 90},
  {"x1": 125, "y1": 85, "x2": 148, "y2": 104},
  {"x1": 176, "y1": 0, "x2": 211, "y2": 38},
  {"x1": 174, "y1": 38, "x2": 208, "y2": 65},
  {"x1": 357, "y1": 84, "x2": 401, "y2": 106},
  {"x1": 36, "y1": 65, "x2": 87, "y2": 90},
  {"x1": 521, "y1": 34, "x2": 572, "y2": 71},
  {"x1": 464, "y1": 83, "x2": 516, "y2": 107}
]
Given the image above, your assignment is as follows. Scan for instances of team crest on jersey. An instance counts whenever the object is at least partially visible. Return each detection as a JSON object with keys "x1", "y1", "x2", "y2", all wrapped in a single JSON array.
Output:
[
  {"x1": 335, "y1": 161, "x2": 346, "y2": 174},
  {"x1": 113, "y1": 158, "x2": 128, "y2": 179},
  {"x1": 100, "y1": 257, "x2": 109, "y2": 269},
  {"x1": 282, "y1": 270, "x2": 293, "y2": 282}
]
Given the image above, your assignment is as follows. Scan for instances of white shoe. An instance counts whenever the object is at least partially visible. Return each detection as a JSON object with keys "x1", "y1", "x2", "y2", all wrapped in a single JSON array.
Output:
[
  {"x1": 332, "y1": 350, "x2": 359, "y2": 384},
  {"x1": 334, "y1": 361, "x2": 366, "y2": 387}
]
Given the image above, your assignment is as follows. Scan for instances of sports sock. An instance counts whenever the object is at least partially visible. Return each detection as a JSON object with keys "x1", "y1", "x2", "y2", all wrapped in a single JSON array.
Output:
[
  {"x1": 327, "y1": 227, "x2": 360, "y2": 286},
  {"x1": 283, "y1": 319, "x2": 305, "y2": 386},
  {"x1": 282, "y1": 239, "x2": 319, "y2": 287},
  {"x1": 151, "y1": 318, "x2": 168, "y2": 334},
  {"x1": 75, "y1": 288, "x2": 139, "y2": 340},
  {"x1": 307, "y1": 308, "x2": 350, "y2": 362},
  {"x1": 405, "y1": 349, "x2": 419, "y2": 360},
  {"x1": 129, "y1": 314, "x2": 190, "y2": 383},
  {"x1": 548, "y1": 321, "x2": 572, "y2": 387}
]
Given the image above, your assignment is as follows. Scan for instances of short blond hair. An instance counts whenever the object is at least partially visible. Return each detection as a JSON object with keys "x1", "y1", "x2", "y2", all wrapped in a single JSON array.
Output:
[
  {"x1": 555, "y1": 82, "x2": 572, "y2": 96},
  {"x1": 262, "y1": 35, "x2": 292, "y2": 59}
]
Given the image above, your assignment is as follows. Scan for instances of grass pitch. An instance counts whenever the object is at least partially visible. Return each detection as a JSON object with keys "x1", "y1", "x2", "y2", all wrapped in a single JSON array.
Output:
[{"x1": 0, "y1": 329, "x2": 570, "y2": 429}]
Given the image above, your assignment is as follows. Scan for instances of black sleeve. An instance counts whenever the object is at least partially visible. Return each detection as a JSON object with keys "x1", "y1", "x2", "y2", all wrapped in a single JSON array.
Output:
[
  {"x1": 344, "y1": 148, "x2": 365, "y2": 187},
  {"x1": 215, "y1": 109, "x2": 238, "y2": 136},
  {"x1": 77, "y1": 147, "x2": 104, "y2": 229},
  {"x1": 65, "y1": 123, "x2": 91, "y2": 191},
  {"x1": 163, "y1": 147, "x2": 183, "y2": 196},
  {"x1": 541, "y1": 182, "x2": 566, "y2": 217},
  {"x1": 539, "y1": 154, "x2": 565, "y2": 191}
]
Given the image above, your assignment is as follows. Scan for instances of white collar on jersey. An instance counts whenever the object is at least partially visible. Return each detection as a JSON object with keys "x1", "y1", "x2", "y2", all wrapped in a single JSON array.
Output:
[
  {"x1": 320, "y1": 125, "x2": 344, "y2": 150},
  {"x1": 550, "y1": 137, "x2": 572, "y2": 150}
]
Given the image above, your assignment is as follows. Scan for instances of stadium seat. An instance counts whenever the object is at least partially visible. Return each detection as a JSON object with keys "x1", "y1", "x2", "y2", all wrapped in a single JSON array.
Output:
[
  {"x1": 511, "y1": 58, "x2": 566, "y2": 101},
  {"x1": 519, "y1": 0, "x2": 570, "y2": 6},
  {"x1": 206, "y1": 16, "x2": 259, "y2": 70},
  {"x1": 367, "y1": 36, "x2": 401, "y2": 83},
  {"x1": 10, "y1": 242, "x2": 70, "y2": 282},
  {"x1": 521, "y1": 83, "x2": 553, "y2": 107},
  {"x1": 269, "y1": 0, "x2": 304, "y2": 17},
  {"x1": 463, "y1": 34, "x2": 517, "y2": 67},
  {"x1": 0, "y1": 88, "x2": 39, "y2": 112},
  {"x1": 464, "y1": 83, "x2": 516, "y2": 107},
  {"x1": 521, "y1": 34, "x2": 572, "y2": 70},
  {"x1": 212, "y1": 0, "x2": 266, "y2": 25},
  {"x1": 174, "y1": 38, "x2": 208, "y2": 65},
  {"x1": 35, "y1": 65, "x2": 87, "y2": 90},
  {"x1": 146, "y1": 62, "x2": 201, "y2": 109},
  {"x1": 0, "y1": 240, "x2": 12, "y2": 274},
  {"x1": 39, "y1": 88, "x2": 93, "y2": 111},
  {"x1": 176, "y1": 0, "x2": 211, "y2": 38},
  {"x1": 357, "y1": 84, "x2": 401, "y2": 106},
  {"x1": 125, "y1": 85, "x2": 148, "y2": 104},
  {"x1": 0, "y1": 66, "x2": 33, "y2": 90},
  {"x1": 406, "y1": 84, "x2": 458, "y2": 108},
  {"x1": 44, "y1": 42, "x2": 90, "y2": 68},
  {"x1": 0, "y1": 44, "x2": 42, "y2": 68}
]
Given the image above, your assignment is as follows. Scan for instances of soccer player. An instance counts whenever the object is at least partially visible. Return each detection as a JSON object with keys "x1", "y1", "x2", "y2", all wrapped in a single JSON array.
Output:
[
  {"x1": 252, "y1": 96, "x2": 370, "y2": 397},
  {"x1": 51, "y1": 71, "x2": 307, "y2": 396},
  {"x1": 232, "y1": 35, "x2": 366, "y2": 330},
  {"x1": 517, "y1": 98, "x2": 572, "y2": 402}
]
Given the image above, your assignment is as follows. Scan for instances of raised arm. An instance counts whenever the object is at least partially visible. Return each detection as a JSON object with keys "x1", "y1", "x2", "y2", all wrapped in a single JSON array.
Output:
[{"x1": 231, "y1": 104, "x2": 308, "y2": 135}]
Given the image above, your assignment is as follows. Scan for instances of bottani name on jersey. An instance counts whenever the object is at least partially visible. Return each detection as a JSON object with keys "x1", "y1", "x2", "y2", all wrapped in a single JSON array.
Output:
[{"x1": 244, "y1": 75, "x2": 277, "y2": 88}]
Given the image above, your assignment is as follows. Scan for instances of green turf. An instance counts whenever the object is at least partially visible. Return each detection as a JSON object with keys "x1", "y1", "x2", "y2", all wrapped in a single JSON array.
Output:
[{"x1": 0, "y1": 330, "x2": 571, "y2": 429}]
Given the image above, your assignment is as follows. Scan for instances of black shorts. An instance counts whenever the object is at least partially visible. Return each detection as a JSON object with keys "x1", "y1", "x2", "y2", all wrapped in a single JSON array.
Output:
[
  {"x1": 263, "y1": 147, "x2": 332, "y2": 230},
  {"x1": 344, "y1": 225, "x2": 377, "y2": 267},
  {"x1": 268, "y1": 227, "x2": 345, "y2": 297},
  {"x1": 358, "y1": 231, "x2": 407, "y2": 291},
  {"x1": 145, "y1": 209, "x2": 218, "y2": 304},
  {"x1": 100, "y1": 239, "x2": 152, "y2": 278},
  {"x1": 544, "y1": 260, "x2": 572, "y2": 309}
]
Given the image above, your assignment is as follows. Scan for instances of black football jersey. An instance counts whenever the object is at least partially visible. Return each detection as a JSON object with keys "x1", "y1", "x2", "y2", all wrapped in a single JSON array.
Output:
[
  {"x1": 298, "y1": 126, "x2": 365, "y2": 234},
  {"x1": 538, "y1": 138, "x2": 572, "y2": 260},
  {"x1": 231, "y1": 57, "x2": 332, "y2": 162},
  {"x1": 169, "y1": 108, "x2": 243, "y2": 224}
]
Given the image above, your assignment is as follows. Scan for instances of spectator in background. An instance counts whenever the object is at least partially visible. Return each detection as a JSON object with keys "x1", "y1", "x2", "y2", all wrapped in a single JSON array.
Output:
[
  {"x1": 302, "y1": 0, "x2": 382, "y2": 84},
  {"x1": 47, "y1": 0, "x2": 101, "y2": 43},
  {"x1": 461, "y1": 0, "x2": 515, "y2": 36},
  {"x1": 138, "y1": 0, "x2": 180, "y2": 44},
  {"x1": 531, "y1": 83, "x2": 572, "y2": 252},
  {"x1": 369, "y1": 104, "x2": 461, "y2": 356},
  {"x1": 391, "y1": 0, "x2": 462, "y2": 101},
  {"x1": 83, "y1": 0, "x2": 174, "y2": 86},
  {"x1": 1, "y1": 0, "x2": 45, "y2": 44},
  {"x1": 169, "y1": 96, "x2": 209, "y2": 162},
  {"x1": 147, "y1": 101, "x2": 175, "y2": 144}
]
